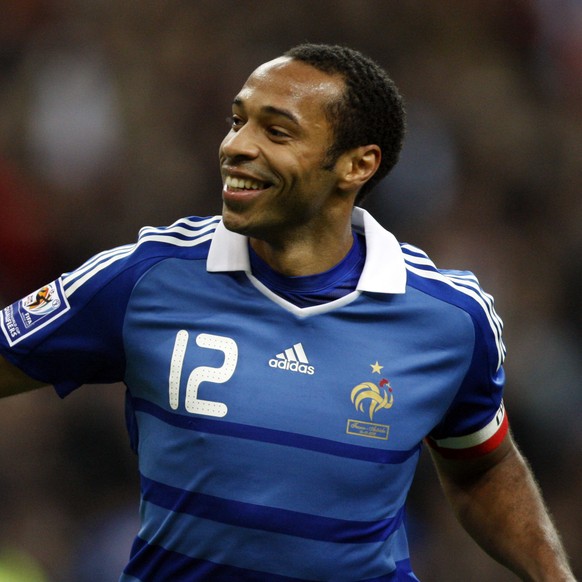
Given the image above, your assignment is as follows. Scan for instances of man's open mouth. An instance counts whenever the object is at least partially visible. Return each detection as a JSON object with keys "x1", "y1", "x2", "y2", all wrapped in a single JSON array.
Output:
[{"x1": 224, "y1": 176, "x2": 271, "y2": 191}]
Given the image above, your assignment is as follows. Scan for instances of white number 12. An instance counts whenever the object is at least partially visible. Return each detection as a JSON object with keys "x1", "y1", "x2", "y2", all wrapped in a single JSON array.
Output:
[{"x1": 168, "y1": 330, "x2": 238, "y2": 417}]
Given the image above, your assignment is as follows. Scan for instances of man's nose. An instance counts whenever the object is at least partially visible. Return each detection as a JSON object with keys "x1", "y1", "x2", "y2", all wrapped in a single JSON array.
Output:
[{"x1": 221, "y1": 124, "x2": 260, "y2": 160}]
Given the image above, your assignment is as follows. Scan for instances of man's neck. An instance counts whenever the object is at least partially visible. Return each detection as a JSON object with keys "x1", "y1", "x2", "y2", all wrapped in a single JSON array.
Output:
[{"x1": 249, "y1": 222, "x2": 354, "y2": 277}]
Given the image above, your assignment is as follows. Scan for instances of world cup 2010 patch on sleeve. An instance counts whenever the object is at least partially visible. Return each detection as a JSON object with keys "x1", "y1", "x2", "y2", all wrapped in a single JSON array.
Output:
[{"x1": 1, "y1": 280, "x2": 70, "y2": 346}]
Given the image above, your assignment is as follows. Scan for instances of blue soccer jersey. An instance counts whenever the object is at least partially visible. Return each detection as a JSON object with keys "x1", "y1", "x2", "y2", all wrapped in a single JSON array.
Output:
[{"x1": 0, "y1": 208, "x2": 507, "y2": 581}]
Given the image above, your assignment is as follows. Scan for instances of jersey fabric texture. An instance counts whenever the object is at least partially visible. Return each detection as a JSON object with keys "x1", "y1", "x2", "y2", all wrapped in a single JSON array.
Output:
[{"x1": 0, "y1": 207, "x2": 507, "y2": 581}]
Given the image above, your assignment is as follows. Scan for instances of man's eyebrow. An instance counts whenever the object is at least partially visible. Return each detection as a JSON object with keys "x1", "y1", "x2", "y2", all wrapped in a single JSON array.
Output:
[
  {"x1": 232, "y1": 97, "x2": 300, "y2": 126},
  {"x1": 261, "y1": 105, "x2": 300, "y2": 126}
]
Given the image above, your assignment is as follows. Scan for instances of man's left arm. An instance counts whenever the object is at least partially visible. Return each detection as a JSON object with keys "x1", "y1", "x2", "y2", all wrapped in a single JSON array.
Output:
[{"x1": 430, "y1": 431, "x2": 576, "y2": 582}]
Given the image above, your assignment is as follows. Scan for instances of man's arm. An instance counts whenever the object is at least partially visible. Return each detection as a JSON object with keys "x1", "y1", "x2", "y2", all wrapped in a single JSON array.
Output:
[
  {"x1": 430, "y1": 432, "x2": 576, "y2": 582},
  {"x1": 0, "y1": 354, "x2": 47, "y2": 398}
]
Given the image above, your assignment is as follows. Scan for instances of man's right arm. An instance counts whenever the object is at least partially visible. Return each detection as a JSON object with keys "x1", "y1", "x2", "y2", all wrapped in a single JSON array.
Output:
[{"x1": 0, "y1": 354, "x2": 47, "y2": 398}]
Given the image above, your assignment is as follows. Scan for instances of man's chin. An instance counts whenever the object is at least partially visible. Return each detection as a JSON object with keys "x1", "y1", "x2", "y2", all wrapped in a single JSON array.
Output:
[{"x1": 221, "y1": 206, "x2": 252, "y2": 236}]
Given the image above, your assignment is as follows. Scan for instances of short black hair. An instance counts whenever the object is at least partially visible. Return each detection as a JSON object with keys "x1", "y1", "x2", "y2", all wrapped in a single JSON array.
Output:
[{"x1": 285, "y1": 43, "x2": 406, "y2": 203}]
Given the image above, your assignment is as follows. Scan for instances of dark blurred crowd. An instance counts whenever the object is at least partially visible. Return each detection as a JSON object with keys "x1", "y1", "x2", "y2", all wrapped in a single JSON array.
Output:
[{"x1": 0, "y1": 1, "x2": 580, "y2": 580}]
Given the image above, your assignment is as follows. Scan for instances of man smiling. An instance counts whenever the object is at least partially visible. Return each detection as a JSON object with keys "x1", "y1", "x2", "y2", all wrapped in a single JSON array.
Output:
[{"x1": 0, "y1": 44, "x2": 575, "y2": 581}]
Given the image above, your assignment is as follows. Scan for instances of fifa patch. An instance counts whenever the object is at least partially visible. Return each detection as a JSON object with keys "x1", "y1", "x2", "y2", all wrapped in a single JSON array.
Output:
[{"x1": 0, "y1": 280, "x2": 70, "y2": 346}]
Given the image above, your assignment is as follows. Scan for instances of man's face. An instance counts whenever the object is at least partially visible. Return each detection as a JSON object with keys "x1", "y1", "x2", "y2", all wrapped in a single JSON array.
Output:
[{"x1": 219, "y1": 57, "x2": 345, "y2": 242}]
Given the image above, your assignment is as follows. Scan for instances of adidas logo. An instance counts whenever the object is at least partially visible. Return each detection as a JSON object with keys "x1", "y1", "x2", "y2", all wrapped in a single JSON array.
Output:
[{"x1": 268, "y1": 343, "x2": 315, "y2": 375}]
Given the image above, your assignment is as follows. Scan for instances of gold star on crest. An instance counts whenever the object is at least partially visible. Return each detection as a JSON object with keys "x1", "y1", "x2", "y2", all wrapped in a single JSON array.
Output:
[{"x1": 370, "y1": 361, "x2": 384, "y2": 374}]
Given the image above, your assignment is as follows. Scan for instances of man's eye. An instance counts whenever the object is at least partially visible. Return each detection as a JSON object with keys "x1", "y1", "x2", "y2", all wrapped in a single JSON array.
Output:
[
  {"x1": 268, "y1": 127, "x2": 290, "y2": 139},
  {"x1": 227, "y1": 116, "x2": 244, "y2": 130}
]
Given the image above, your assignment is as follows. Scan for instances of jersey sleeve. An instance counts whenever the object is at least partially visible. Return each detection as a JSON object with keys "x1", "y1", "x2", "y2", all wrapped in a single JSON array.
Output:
[
  {"x1": 0, "y1": 242, "x2": 158, "y2": 397},
  {"x1": 1, "y1": 216, "x2": 218, "y2": 397},
  {"x1": 425, "y1": 269, "x2": 508, "y2": 459}
]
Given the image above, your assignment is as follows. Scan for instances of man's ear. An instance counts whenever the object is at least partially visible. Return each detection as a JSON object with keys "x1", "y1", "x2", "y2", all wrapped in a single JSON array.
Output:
[{"x1": 336, "y1": 145, "x2": 381, "y2": 193}]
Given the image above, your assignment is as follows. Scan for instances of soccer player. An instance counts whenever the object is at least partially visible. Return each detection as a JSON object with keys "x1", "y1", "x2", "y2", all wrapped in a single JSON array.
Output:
[{"x1": 0, "y1": 44, "x2": 575, "y2": 581}]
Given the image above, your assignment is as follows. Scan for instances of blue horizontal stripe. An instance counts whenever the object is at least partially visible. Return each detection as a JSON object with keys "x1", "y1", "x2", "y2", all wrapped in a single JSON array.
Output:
[
  {"x1": 124, "y1": 536, "x2": 412, "y2": 582},
  {"x1": 141, "y1": 475, "x2": 405, "y2": 544},
  {"x1": 400, "y1": 244, "x2": 426, "y2": 259},
  {"x1": 124, "y1": 535, "x2": 305, "y2": 582},
  {"x1": 132, "y1": 397, "x2": 419, "y2": 464}
]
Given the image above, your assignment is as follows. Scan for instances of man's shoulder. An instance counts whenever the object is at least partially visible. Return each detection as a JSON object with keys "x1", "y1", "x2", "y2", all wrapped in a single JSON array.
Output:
[
  {"x1": 401, "y1": 242, "x2": 505, "y2": 368},
  {"x1": 107, "y1": 215, "x2": 221, "y2": 266},
  {"x1": 134, "y1": 215, "x2": 221, "y2": 256},
  {"x1": 400, "y1": 242, "x2": 498, "y2": 316},
  {"x1": 61, "y1": 216, "x2": 221, "y2": 298}
]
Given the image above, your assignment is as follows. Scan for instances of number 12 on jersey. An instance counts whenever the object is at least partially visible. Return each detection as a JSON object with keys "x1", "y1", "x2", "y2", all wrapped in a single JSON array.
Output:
[{"x1": 168, "y1": 330, "x2": 238, "y2": 417}]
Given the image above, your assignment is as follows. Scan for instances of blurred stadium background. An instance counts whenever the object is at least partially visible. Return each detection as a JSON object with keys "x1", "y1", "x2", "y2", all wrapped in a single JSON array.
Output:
[{"x1": 0, "y1": 1, "x2": 581, "y2": 580}]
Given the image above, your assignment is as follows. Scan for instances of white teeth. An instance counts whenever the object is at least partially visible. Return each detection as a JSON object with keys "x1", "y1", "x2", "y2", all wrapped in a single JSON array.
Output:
[{"x1": 225, "y1": 176, "x2": 265, "y2": 190}]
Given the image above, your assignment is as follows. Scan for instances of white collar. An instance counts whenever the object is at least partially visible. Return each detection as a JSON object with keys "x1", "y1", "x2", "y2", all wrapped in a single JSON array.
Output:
[{"x1": 207, "y1": 206, "x2": 406, "y2": 294}]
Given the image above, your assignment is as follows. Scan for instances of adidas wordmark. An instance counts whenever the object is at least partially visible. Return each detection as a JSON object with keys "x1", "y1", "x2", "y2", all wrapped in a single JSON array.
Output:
[{"x1": 268, "y1": 343, "x2": 315, "y2": 375}]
